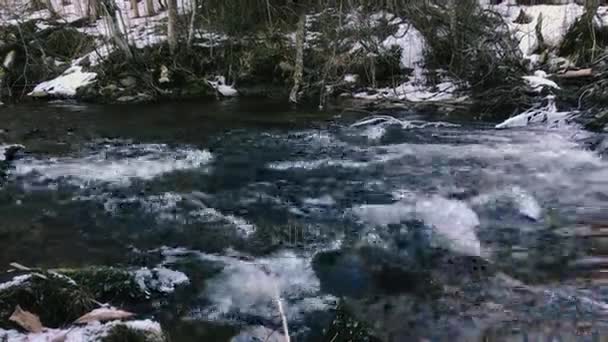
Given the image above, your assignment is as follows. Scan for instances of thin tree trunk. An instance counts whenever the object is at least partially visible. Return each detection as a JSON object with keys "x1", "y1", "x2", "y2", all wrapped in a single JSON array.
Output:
[
  {"x1": 585, "y1": 0, "x2": 600, "y2": 61},
  {"x1": 144, "y1": 0, "x2": 154, "y2": 16},
  {"x1": 101, "y1": 0, "x2": 133, "y2": 60},
  {"x1": 130, "y1": 0, "x2": 140, "y2": 17},
  {"x1": 186, "y1": 0, "x2": 196, "y2": 47},
  {"x1": 45, "y1": 0, "x2": 58, "y2": 17},
  {"x1": 289, "y1": 11, "x2": 305, "y2": 104},
  {"x1": 167, "y1": 0, "x2": 178, "y2": 53},
  {"x1": 0, "y1": 50, "x2": 16, "y2": 105},
  {"x1": 87, "y1": 0, "x2": 98, "y2": 23}
]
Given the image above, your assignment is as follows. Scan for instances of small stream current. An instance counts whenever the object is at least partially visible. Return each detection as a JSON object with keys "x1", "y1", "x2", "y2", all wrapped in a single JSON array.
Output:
[{"x1": 1, "y1": 100, "x2": 608, "y2": 340}]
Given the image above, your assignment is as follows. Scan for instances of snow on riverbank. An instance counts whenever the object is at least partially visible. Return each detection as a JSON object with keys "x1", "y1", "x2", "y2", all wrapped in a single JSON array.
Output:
[
  {"x1": 495, "y1": 95, "x2": 577, "y2": 129},
  {"x1": 0, "y1": 319, "x2": 163, "y2": 342},
  {"x1": 353, "y1": 80, "x2": 466, "y2": 103},
  {"x1": 490, "y1": 2, "x2": 608, "y2": 57},
  {"x1": 28, "y1": 66, "x2": 97, "y2": 98},
  {"x1": 133, "y1": 267, "x2": 189, "y2": 294}
]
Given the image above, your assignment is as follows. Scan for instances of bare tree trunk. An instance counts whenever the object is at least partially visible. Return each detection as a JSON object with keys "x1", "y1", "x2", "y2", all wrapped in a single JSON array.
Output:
[
  {"x1": 87, "y1": 0, "x2": 98, "y2": 23},
  {"x1": 0, "y1": 51, "x2": 16, "y2": 105},
  {"x1": 167, "y1": 0, "x2": 178, "y2": 53},
  {"x1": 101, "y1": 0, "x2": 133, "y2": 60},
  {"x1": 186, "y1": 0, "x2": 196, "y2": 47},
  {"x1": 145, "y1": 0, "x2": 154, "y2": 16},
  {"x1": 130, "y1": 0, "x2": 139, "y2": 17},
  {"x1": 289, "y1": 11, "x2": 305, "y2": 104},
  {"x1": 534, "y1": 12, "x2": 545, "y2": 53},
  {"x1": 45, "y1": 0, "x2": 58, "y2": 17},
  {"x1": 585, "y1": 0, "x2": 600, "y2": 61}
]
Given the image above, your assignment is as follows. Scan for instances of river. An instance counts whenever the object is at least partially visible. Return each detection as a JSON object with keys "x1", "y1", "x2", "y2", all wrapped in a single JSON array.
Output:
[{"x1": 1, "y1": 99, "x2": 608, "y2": 341}]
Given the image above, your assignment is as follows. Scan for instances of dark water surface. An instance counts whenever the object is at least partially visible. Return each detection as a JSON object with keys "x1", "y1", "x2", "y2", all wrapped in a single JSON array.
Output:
[{"x1": 1, "y1": 99, "x2": 608, "y2": 341}]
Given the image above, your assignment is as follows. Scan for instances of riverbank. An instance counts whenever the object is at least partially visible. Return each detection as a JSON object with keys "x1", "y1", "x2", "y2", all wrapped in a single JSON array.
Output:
[{"x1": 3, "y1": 1, "x2": 608, "y2": 130}]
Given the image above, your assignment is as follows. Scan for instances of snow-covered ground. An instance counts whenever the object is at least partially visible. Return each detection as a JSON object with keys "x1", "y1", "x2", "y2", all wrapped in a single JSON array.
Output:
[
  {"x1": 6, "y1": 0, "x2": 608, "y2": 101},
  {"x1": 28, "y1": 66, "x2": 97, "y2": 97},
  {"x1": 488, "y1": 2, "x2": 608, "y2": 57}
]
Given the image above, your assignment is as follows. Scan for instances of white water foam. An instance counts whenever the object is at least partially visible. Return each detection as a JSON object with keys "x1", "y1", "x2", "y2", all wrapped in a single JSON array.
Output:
[
  {"x1": 353, "y1": 196, "x2": 482, "y2": 256},
  {"x1": 13, "y1": 143, "x2": 213, "y2": 187},
  {"x1": 415, "y1": 196, "x2": 481, "y2": 257},
  {"x1": 350, "y1": 115, "x2": 460, "y2": 141},
  {"x1": 101, "y1": 192, "x2": 257, "y2": 237},
  {"x1": 471, "y1": 186, "x2": 543, "y2": 221},
  {"x1": 191, "y1": 250, "x2": 335, "y2": 324}
]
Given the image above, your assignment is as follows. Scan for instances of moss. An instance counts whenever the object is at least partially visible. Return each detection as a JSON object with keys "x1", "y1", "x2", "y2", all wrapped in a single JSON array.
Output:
[
  {"x1": 102, "y1": 325, "x2": 165, "y2": 342},
  {"x1": 43, "y1": 27, "x2": 95, "y2": 61},
  {"x1": 61, "y1": 267, "x2": 146, "y2": 306},
  {"x1": 560, "y1": 16, "x2": 608, "y2": 66},
  {"x1": 0, "y1": 273, "x2": 96, "y2": 329}
]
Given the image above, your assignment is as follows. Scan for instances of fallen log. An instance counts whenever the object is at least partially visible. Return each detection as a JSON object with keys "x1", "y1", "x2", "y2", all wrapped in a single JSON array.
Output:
[{"x1": 556, "y1": 68, "x2": 594, "y2": 79}]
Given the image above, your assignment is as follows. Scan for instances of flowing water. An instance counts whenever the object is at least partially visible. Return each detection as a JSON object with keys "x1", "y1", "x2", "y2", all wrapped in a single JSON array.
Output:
[{"x1": 1, "y1": 99, "x2": 608, "y2": 340}]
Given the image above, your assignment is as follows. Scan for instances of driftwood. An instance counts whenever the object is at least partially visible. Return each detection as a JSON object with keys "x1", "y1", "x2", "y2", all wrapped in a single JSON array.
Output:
[{"x1": 556, "y1": 68, "x2": 594, "y2": 79}]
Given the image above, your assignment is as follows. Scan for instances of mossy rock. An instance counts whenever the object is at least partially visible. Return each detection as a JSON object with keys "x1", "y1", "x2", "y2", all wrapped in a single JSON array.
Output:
[
  {"x1": 102, "y1": 325, "x2": 166, "y2": 342},
  {"x1": 42, "y1": 27, "x2": 95, "y2": 60},
  {"x1": 584, "y1": 110, "x2": 608, "y2": 132},
  {"x1": 0, "y1": 273, "x2": 96, "y2": 329},
  {"x1": 61, "y1": 267, "x2": 146, "y2": 306}
]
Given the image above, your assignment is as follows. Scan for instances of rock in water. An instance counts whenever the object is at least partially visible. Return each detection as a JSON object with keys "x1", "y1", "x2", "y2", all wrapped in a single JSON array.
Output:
[{"x1": 231, "y1": 326, "x2": 286, "y2": 342}]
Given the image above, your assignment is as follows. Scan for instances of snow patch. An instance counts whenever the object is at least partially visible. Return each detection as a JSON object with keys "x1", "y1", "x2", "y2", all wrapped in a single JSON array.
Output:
[
  {"x1": 0, "y1": 319, "x2": 162, "y2": 342},
  {"x1": 0, "y1": 275, "x2": 31, "y2": 292},
  {"x1": 496, "y1": 96, "x2": 577, "y2": 129},
  {"x1": 522, "y1": 70, "x2": 560, "y2": 93},
  {"x1": 133, "y1": 267, "x2": 189, "y2": 294},
  {"x1": 493, "y1": 4, "x2": 584, "y2": 56},
  {"x1": 28, "y1": 66, "x2": 96, "y2": 98},
  {"x1": 353, "y1": 81, "x2": 466, "y2": 103},
  {"x1": 382, "y1": 21, "x2": 426, "y2": 78},
  {"x1": 207, "y1": 76, "x2": 238, "y2": 97}
]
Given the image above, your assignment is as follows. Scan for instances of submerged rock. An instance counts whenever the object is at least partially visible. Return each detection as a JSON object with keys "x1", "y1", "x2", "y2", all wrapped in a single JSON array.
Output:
[
  {"x1": 321, "y1": 302, "x2": 380, "y2": 342},
  {"x1": 230, "y1": 326, "x2": 286, "y2": 342}
]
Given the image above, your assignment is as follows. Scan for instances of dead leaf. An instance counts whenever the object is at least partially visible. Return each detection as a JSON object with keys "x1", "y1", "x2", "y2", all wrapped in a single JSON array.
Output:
[
  {"x1": 75, "y1": 307, "x2": 135, "y2": 324},
  {"x1": 9, "y1": 305, "x2": 43, "y2": 333}
]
